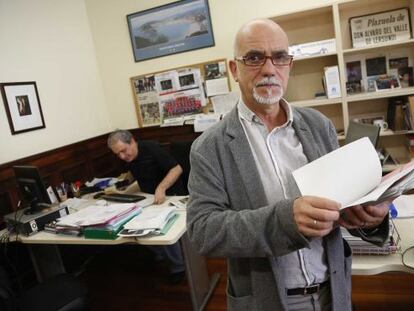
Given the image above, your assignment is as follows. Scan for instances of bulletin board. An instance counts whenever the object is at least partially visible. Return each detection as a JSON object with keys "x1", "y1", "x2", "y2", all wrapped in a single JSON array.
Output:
[{"x1": 130, "y1": 58, "x2": 231, "y2": 128}]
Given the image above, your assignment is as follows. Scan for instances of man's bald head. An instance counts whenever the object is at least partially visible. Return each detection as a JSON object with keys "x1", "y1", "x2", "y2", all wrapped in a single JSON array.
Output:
[{"x1": 233, "y1": 19, "x2": 288, "y2": 56}]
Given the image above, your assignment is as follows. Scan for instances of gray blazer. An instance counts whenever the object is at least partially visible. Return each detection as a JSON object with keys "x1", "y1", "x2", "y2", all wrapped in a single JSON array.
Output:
[{"x1": 187, "y1": 105, "x2": 388, "y2": 311}]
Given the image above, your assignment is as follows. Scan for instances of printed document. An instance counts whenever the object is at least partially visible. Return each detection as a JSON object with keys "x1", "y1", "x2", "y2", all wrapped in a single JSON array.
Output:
[
  {"x1": 123, "y1": 205, "x2": 176, "y2": 231},
  {"x1": 57, "y1": 203, "x2": 136, "y2": 226},
  {"x1": 293, "y1": 137, "x2": 414, "y2": 208}
]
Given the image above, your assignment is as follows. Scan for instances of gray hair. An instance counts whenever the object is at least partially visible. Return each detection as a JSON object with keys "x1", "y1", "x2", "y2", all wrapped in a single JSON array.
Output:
[{"x1": 107, "y1": 129, "x2": 134, "y2": 148}]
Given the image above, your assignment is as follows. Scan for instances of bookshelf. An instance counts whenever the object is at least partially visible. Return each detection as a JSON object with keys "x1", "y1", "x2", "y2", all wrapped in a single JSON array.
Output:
[{"x1": 271, "y1": 0, "x2": 414, "y2": 162}]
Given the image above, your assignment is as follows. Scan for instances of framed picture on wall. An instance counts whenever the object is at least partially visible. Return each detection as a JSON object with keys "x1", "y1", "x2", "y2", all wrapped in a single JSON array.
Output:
[
  {"x1": 127, "y1": 0, "x2": 215, "y2": 62},
  {"x1": 0, "y1": 81, "x2": 46, "y2": 135}
]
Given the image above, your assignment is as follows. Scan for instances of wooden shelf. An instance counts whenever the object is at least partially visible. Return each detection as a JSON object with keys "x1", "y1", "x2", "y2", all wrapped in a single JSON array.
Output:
[
  {"x1": 346, "y1": 87, "x2": 414, "y2": 103},
  {"x1": 342, "y1": 38, "x2": 414, "y2": 55},
  {"x1": 293, "y1": 52, "x2": 338, "y2": 62},
  {"x1": 291, "y1": 97, "x2": 342, "y2": 107},
  {"x1": 380, "y1": 129, "x2": 414, "y2": 137}
]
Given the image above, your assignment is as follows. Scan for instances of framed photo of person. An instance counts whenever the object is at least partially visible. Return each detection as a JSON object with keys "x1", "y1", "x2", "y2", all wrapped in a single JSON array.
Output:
[
  {"x1": 0, "y1": 81, "x2": 46, "y2": 135},
  {"x1": 346, "y1": 60, "x2": 362, "y2": 82},
  {"x1": 127, "y1": 0, "x2": 215, "y2": 62}
]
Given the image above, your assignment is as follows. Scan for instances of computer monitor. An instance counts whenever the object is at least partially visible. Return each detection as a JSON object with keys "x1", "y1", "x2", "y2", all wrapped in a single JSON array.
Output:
[{"x1": 13, "y1": 165, "x2": 51, "y2": 215}]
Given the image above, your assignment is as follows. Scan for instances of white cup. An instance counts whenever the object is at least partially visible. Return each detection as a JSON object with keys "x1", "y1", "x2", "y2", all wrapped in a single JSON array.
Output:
[{"x1": 373, "y1": 119, "x2": 388, "y2": 131}]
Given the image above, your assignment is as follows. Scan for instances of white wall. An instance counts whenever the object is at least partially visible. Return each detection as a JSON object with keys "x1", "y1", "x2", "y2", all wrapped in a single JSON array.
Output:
[
  {"x1": 0, "y1": 0, "x2": 110, "y2": 164},
  {"x1": 85, "y1": 0, "x2": 338, "y2": 130},
  {"x1": 0, "y1": 0, "x2": 338, "y2": 164}
]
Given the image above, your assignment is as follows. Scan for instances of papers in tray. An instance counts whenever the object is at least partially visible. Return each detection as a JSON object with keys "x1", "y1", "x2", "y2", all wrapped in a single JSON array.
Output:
[
  {"x1": 57, "y1": 202, "x2": 137, "y2": 227},
  {"x1": 341, "y1": 221, "x2": 400, "y2": 255},
  {"x1": 293, "y1": 137, "x2": 414, "y2": 208},
  {"x1": 118, "y1": 206, "x2": 177, "y2": 237}
]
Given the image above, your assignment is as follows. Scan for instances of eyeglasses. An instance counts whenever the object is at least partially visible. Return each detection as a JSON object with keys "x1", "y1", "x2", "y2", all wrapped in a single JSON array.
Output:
[{"x1": 235, "y1": 52, "x2": 294, "y2": 67}]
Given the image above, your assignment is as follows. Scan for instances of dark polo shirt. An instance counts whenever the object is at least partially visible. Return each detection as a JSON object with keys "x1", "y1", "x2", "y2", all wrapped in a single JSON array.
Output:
[{"x1": 126, "y1": 140, "x2": 186, "y2": 195}]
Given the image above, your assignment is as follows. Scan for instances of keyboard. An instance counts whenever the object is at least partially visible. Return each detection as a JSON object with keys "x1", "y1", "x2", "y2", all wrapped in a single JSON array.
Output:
[{"x1": 100, "y1": 193, "x2": 146, "y2": 203}]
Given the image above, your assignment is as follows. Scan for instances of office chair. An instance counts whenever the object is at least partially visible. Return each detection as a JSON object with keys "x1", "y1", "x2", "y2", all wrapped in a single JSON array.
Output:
[
  {"x1": 0, "y1": 266, "x2": 89, "y2": 311},
  {"x1": 344, "y1": 121, "x2": 380, "y2": 147},
  {"x1": 169, "y1": 140, "x2": 193, "y2": 194}
]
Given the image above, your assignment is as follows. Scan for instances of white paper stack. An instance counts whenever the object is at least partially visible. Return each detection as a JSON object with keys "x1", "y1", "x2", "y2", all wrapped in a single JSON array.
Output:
[
  {"x1": 119, "y1": 206, "x2": 177, "y2": 237},
  {"x1": 57, "y1": 203, "x2": 136, "y2": 227}
]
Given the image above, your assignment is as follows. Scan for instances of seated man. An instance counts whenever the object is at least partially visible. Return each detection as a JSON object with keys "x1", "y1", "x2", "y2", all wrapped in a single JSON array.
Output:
[{"x1": 107, "y1": 129, "x2": 186, "y2": 284}]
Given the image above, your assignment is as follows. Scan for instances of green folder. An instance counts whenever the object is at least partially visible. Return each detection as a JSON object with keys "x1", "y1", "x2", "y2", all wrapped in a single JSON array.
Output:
[{"x1": 84, "y1": 209, "x2": 141, "y2": 240}]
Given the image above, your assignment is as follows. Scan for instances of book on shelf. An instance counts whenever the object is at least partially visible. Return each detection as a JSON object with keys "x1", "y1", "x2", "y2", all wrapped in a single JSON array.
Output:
[
  {"x1": 406, "y1": 134, "x2": 414, "y2": 158},
  {"x1": 407, "y1": 96, "x2": 414, "y2": 130},
  {"x1": 323, "y1": 66, "x2": 341, "y2": 99},
  {"x1": 387, "y1": 96, "x2": 411, "y2": 131}
]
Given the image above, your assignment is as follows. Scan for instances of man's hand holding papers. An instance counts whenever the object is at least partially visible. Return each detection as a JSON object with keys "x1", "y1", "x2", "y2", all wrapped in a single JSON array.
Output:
[
  {"x1": 293, "y1": 196, "x2": 340, "y2": 238},
  {"x1": 338, "y1": 201, "x2": 390, "y2": 230},
  {"x1": 293, "y1": 137, "x2": 414, "y2": 232}
]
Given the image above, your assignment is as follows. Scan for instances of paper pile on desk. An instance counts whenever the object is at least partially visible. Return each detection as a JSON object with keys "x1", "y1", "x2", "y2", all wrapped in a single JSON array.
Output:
[
  {"x1": 168, "y1": 196, "x2": 189, "y2": 210},
  {"x1": 293, "y1": 137, "x2": 414, "y2": 208},
  {"x1": 57, "y1": 203, "x2": 137, "y2": 227},
  {"x1": 341, "y1": 221, "x2": 400, "y2": 255},
  {"x1": 118, "y1": 206, "x2": 177, "y2": 237},
  {"x1": 83, "y1": 207, "x2": 142, "y2": 240}
]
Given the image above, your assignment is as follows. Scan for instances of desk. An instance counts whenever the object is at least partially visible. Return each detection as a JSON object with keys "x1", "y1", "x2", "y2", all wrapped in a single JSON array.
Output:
[
  {"x1": 351, "y1": 218, "x2": 414, "y2": 275},
  {"x1": 16, "y1": 196, "x2": 220, "y2": 311}
]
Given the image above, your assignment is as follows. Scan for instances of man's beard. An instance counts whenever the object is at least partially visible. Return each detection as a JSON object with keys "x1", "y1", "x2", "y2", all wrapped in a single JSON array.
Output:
[{"x1": 252, "y1": 77, "x2": 284, "y2": 105}]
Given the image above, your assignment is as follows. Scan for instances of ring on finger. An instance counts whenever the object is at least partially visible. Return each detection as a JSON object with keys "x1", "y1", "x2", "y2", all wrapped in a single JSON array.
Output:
[{"x1": 313, "y1": 219, "x2": 317, "y2": 226}]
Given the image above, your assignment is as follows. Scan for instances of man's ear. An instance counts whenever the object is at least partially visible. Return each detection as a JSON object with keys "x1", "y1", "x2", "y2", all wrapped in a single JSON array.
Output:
[{"x1": 229, "y1": 60, "x2": 239, "y2": 82}]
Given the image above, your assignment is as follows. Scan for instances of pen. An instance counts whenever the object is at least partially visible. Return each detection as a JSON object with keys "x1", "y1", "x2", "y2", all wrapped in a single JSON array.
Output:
[{"x1": 389, "y1": 202, "x2": 398, "y2": 219}]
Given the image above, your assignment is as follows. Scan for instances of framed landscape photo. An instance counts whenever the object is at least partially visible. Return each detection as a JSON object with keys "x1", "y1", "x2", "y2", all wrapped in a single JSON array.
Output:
[
  {"x1": 0, "y1": 81, "x2": 45, "y2": 134},
  {"x1": 127, "y1": 0, "x2": 214, "y2": 62}
]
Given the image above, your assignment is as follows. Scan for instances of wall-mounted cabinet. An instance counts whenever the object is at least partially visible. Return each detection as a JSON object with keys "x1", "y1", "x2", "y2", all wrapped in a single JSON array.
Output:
[{"x1": 272, "y1": 0, "x2": 414, "y2": 162}]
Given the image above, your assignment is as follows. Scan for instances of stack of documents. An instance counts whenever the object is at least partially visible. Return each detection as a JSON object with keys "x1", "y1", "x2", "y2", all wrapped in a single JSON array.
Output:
[
  {"x1": 55, "y1": 202, "x2": 140, "y2": 238},
  {"x1": 293, "y1": 137, "x2": 414, "y2": 208},
  {"x1": 44, "y1": 221, "x2": 83, "y2": 236},
  {"x1": 83, "y1": 207, "x2": 142, "y2": 240},
  {"x1": 118, "y1": 206, "x2": 177, "y2": 237},
  {"x1": 57, "y1": 202, "x2": 137, "y2": 227},
  {"x1": 168, "y1": 196, "x2": 189, "y2": 210},
  {"x1": 341, "y1": 221, "x2": 400, "y2": 255}
]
